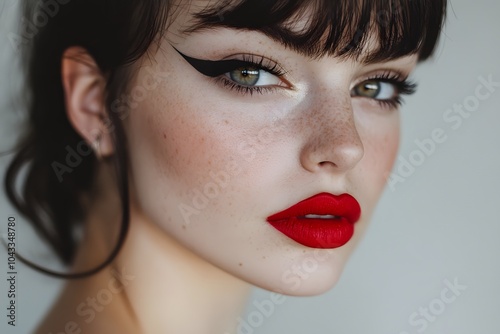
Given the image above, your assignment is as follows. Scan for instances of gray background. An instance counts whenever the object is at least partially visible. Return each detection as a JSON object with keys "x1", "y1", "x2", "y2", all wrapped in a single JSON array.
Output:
[{"x1": 1, "y1": 0, "x2": 499, "y2": 333}]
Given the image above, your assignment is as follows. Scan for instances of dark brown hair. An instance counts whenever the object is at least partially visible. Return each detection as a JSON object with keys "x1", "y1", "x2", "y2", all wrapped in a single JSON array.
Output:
[{"x1": 4, "y1": 0, "x2": 447, "y2": 278}]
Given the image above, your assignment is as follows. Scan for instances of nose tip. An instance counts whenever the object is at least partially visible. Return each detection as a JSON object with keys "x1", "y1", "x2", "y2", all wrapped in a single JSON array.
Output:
[
  {"x1": 301, "y1": 132, "x2": 364, "y2": 172},
  {"x1": 300, "y1": 114, "x2": 365, "y2": 174}
]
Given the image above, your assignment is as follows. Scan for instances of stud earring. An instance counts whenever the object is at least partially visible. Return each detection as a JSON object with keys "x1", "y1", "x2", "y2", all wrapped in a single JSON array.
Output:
[{"x1": 92, "y1": 132, "x2": 102, "y2": 159}]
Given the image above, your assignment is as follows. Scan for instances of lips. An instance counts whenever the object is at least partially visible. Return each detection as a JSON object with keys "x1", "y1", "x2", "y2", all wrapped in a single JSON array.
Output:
[{"x1": 266, "y1": 193, "x2": 361, "y2": 249}]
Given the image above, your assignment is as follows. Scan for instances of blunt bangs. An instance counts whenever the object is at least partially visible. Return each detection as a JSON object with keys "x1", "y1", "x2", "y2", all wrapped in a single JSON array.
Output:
[{"x1": 185, "y1": 0, "x2": 447, "y2": 63}]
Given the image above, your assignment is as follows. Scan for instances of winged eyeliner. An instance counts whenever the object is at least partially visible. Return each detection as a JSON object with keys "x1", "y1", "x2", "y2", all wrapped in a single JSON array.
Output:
[{"x1": 172, "y1": 46, "x2": 257, "y2": 78}]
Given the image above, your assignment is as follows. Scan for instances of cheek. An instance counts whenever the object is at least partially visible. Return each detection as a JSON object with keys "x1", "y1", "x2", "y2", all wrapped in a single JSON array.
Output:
[
  {"x1": 124, "y1": 67, "x2": 274, "y2": 236},
  {"x1": 126, "y1": 86, "x2": 229, "y2": 210},
  {"x1": 355, "y1": 107, "x2": 401, "y2": 203},
  {"x1": 365, "y1": 124, "x2": 400, "y2": 186}
]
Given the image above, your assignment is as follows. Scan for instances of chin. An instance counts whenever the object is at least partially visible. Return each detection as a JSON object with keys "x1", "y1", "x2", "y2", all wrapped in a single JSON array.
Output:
[
  {"x1": 265, "y1": 265, "x2": 345, "y2": 297},
  {"x1": 235, "y1": 247, "x2": 351, "y2": 297}
]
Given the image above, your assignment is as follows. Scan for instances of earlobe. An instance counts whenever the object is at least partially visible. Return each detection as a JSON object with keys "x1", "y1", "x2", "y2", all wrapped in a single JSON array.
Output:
[{"x1": 61, "y1": 46, "x2": 114, "y2": 158}]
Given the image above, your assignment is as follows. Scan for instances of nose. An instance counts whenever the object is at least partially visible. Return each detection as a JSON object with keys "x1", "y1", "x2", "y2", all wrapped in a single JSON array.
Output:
[{"x1": 299, "y1": 92, "x2": 364, "y2": 174}]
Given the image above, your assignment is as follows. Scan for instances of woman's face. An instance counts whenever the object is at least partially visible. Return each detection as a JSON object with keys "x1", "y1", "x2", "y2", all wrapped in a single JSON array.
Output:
[{"x1": 123, "y1": 2, "x2": 417, "y2": 295}]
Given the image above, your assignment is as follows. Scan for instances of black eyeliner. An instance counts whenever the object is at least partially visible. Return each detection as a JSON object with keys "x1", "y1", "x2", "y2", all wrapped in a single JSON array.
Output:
[
  {"x1": 172, "y1": 46, "x2": 285, "y2": 78},
  {"x1": 173, "y1": 47, "x2": 244, "y2": 77}
]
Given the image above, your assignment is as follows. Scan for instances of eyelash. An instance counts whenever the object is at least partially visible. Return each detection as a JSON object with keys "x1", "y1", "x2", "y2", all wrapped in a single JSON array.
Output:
[
  {"x1": 359, "y1": 72, "x2": 417, "y2": 109},
  {"x1": 214, "y1": 76, "x2": 279, "y2": 95},
  {"x1": 206, "y1": 55, "x2": 417, "y2": 108},
  {"x1": 212, "y1": 55, "x2": 287, "y2": 96}
]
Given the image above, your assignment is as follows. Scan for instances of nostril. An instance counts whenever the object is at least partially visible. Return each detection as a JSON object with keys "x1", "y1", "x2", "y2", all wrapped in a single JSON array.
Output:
[
  {"x1": 318, "y1": 161, "x2": 338, "y2": 168},
  {"x1": 313, "y1": 160, "x2": 341, "y2": 174}
]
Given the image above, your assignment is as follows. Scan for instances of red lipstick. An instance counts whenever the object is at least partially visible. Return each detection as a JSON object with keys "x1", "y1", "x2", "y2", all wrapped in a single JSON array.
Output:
[{"x1": 266, "y1": 193, "x2": 361, "y2": 249}]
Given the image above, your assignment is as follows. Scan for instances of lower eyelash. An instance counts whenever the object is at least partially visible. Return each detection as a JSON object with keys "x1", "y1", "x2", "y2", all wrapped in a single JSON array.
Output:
[
  {"x1": 377, "y1": 97, "x2": 403, "y2": 109},
  {"x1": 214, "y1": 68, "x2": 417, "y2": 106},
  {"x1": 214, "y1": 76, "x2": 279, "y2": 95},
  {"x1": 374, "y1": 78, "x2": 417, "y2": 110}
]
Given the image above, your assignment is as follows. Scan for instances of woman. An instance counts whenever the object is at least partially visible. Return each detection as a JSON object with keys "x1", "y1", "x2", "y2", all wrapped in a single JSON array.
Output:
[{"x1": 4, "y1": 0, "x2": 447, "y2": 333}]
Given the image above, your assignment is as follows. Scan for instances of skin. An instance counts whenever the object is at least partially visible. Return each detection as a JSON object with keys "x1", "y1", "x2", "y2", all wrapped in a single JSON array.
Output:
[{"x1": 36, "y1": 2, "x2": 418, "y2": 333}]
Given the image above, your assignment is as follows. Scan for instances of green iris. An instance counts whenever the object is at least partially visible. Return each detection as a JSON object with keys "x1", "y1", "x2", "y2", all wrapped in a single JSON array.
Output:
[
  {"x1": 229, "y1": 67, "x2": 260, "y2": 86},
  {"x1": 355, "y1": 80, "x2": 381, "y2": 98}
]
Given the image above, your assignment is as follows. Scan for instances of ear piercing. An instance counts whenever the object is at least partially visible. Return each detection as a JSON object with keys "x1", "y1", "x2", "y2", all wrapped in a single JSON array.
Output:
[{"x1": 92, "y1": 131, "x2": 103, "y2": 159}]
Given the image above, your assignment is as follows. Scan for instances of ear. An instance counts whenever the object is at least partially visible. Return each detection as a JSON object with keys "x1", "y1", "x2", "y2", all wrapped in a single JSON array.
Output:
[{"x1": 61, "y1": 46, "x2": 114, "y2": 158}]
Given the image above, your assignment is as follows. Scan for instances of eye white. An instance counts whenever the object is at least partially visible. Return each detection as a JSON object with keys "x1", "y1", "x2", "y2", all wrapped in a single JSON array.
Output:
[
  {"x1": 253, "y1": 70, "x2": 281, "y2": 86},
  {"x1": 376, "y1": 82, "x2": 397, "y2": 99}
]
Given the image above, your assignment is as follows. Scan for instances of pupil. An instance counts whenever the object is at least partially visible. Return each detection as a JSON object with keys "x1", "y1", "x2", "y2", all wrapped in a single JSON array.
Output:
[
  {"x1": 242, "y1": 69, "x2": 254, "y2": 77},
  {"x1": 230, "y1": 67, "x2": 259, "y2": 86}
]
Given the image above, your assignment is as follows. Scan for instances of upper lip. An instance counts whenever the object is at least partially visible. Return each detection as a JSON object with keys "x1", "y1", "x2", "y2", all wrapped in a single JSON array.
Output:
[{"x1": 266, "y1": 192, "x2": 361, "y2": 223}]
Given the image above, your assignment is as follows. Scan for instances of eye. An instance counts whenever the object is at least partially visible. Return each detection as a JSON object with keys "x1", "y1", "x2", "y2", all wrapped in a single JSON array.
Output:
[
  {"x1": 352, "y1": 80, "x2": 398, "y2": 101},
  {"x1": 226, "y1": 66, "x2": 282, "y2": 87},
  {"x1": 351, "y1": 75, "x2": 417, "y2": 108},
  {"x1": 172, "y1": 46, "x2": 290, "y2": 95}
]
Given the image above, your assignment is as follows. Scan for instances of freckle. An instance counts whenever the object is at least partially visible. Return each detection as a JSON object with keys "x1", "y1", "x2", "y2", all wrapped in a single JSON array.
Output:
[
  {"x1": 182, "y1": 225, "x2": 186, "y2": 230},
  {"x1": 239, "y1": 263, "x2": 243, "y2": 267},
  {"x1": 262, "y1": 256, "x2": 266, "y2": 260}
]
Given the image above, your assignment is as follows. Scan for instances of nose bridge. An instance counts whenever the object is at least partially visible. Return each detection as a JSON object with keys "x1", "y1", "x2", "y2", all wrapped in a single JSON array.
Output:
[{"x1": 298, "y1": 88, "x2": 364, "y2": 173}]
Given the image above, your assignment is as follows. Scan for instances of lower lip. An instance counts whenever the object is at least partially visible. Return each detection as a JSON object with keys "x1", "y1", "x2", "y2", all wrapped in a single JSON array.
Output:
[{"x1": 268, "y1": 216, "x2": 354, "y2": 249}]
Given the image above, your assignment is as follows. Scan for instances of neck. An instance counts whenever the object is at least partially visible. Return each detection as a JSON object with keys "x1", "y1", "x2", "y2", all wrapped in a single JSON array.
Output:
[{"x1": 108, "y1": 207, "x2": 252, "y2": 334}]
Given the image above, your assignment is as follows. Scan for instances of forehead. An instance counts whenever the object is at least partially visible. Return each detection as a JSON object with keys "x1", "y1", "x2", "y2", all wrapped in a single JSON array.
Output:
[{"x1": 170, "y1": 0, "x2": 444, "y2": 64}]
